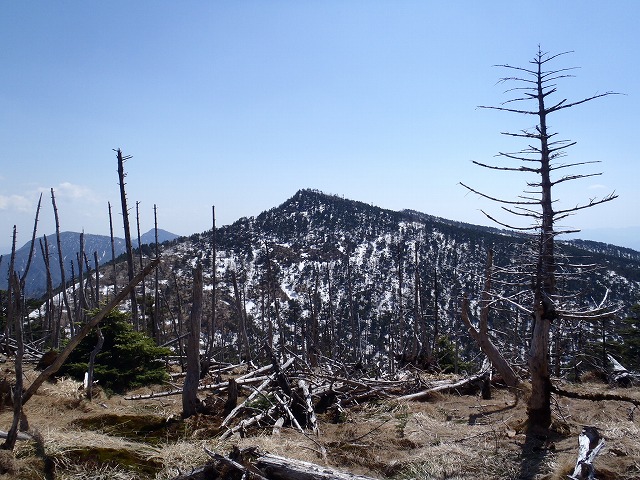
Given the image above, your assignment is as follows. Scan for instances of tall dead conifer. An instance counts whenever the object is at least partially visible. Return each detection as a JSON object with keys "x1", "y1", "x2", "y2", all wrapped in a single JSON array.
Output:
[
  {"x1": 461, "y1": 47, "x2": 618, "y2": 430},
  {"x1": 51, "y1": 188, "x2": 73, "y2": 335},
  {"x1": 115, "y1": 148, "x2": 139, "y2": 329},
  {"x1": 108, "y1": 201, "x2": 117, "y2": 296}
]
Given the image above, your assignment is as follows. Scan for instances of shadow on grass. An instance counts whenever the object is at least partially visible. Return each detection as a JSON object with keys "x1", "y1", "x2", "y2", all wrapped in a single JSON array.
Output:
[{"x1": 518, "y1": 423, "x2": 573, "y2": 480}]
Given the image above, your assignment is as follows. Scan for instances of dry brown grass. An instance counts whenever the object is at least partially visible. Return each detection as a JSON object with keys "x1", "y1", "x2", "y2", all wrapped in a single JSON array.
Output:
[{"x1": 0, "y1": 366, "x2": 639, "y2": 479}]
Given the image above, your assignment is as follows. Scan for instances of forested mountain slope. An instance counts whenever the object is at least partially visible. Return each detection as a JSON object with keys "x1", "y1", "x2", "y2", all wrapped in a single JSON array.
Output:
[{"x1": 153, "y1": 189, "x2": 640, "y2": 371}]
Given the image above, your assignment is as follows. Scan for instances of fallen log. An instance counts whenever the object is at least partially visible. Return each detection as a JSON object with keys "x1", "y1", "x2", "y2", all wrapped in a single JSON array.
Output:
[
  {"x1": 252, "y1": 451, "x2": 381, "y2": 480},
  {"x1": 551, "y1": 384, "x2": 640, "y2": 407},
  {"x1": 124, "y1": 375, "x2": 271, "y2": 400},
  {"x1": 204, "y1": 447, "x2": 269, "y2": 480},
  {"x1": 0, "y1": 430, "x2": 32, "y2": 441},
  {"x1": 395, "y1": 370, "x2": 490, "y2": 402}
]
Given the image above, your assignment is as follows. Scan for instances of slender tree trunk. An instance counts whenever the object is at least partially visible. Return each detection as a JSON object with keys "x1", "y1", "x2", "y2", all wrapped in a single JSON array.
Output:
[
  {"x1": 39, "y1": 237, "x2": 56, "y2": 348},
  {"x1": 153, "y1": 205, "x2": 160, "y2": 343},
  {"x1": 3, "y1": 273, "x2": 23, "y2": 451},
  {"x1": 136, "y1": 201, "x2": 146, "y2": 330},
  {"x1": 231, "y1": 269, "x2": 251, "y2": 362},
  {"x1": 460, "y1": 250, "x2": 521, "y2": 388},
  {"x1": 86, "y1": 326, "x2": 104, "y2": 401},
  {"x1": 18, "y1": 193, "x2": 42, "y2": 295},
  {"x1": 93, "y1": 251, "x2": 100, "y2": 306},
  {"x1": 182, "y1": 263, "x2": 202, "y2": 418},
  {"x1": 116, "y1": 149, "x2": 139, "y2": 329},
  {"x1": 208, "y1": 205, "x2": 217, "y2": 356},
  {"x1": 108, "y1": 202, "x2": 117, "y2": 296},
  {"x1": 51, "y1": 188, "x2": 73, "y2": 336}
]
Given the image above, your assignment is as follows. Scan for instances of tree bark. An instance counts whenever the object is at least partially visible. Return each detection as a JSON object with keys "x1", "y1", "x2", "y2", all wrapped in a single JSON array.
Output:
[
  {"x1": 116, "y1": 148, "x2": 139, "y2": 329},
  {"x1": 182, "y1": 263, "x2": 203, "y2": 418},
  {"x1": 51, "y1": 189, "x2": 73, "y2": 336},
  {"x1": 2, "y1": 273, "x2": 23, "y2": 451}
]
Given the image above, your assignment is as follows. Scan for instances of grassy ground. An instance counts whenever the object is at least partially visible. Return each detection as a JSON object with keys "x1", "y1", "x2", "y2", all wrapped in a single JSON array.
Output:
[{"x1": 0, "y1": 366, "x2": 639, "y2": 479}]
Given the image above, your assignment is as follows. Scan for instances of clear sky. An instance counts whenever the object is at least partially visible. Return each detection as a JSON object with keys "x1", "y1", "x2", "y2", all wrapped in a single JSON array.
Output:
[{"x1": 1, "y1": 1, "x2": 638, "y2": 253}]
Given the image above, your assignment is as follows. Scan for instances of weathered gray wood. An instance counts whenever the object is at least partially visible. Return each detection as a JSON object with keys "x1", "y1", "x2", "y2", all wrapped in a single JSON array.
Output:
[
  {"x1": 395, "y1": 368, "x2": 490, "y2": 402},
  {"x1": 182, "y1": 263, "x2": 203, "y2": 418},
  {"x1": 254, "y1": 451, "x2": 381, "y2": 480},
  {"x1": 607, "y1": 354, "x2": 633, "y2": 386},
  {"x1": 298, "y1": 379, "x2": 318, "y2": 434},
  {"x1": 570, "y1": 426, "x2": 605, "y2": 480}
]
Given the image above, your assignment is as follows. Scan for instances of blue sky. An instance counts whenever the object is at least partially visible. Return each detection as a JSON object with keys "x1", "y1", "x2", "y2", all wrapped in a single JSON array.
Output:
[{"x1": 1, "y1": 1, "x2": 638, "y2": 253}]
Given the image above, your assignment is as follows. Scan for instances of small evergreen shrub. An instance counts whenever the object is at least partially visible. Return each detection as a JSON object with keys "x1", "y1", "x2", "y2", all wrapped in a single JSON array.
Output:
[{"x1": 58, "y1": 309, "x2": 171, "y2": 393}]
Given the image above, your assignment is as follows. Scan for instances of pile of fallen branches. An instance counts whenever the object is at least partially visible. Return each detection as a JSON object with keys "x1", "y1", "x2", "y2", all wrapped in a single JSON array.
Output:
[
  {"x1": 172, "y1": 446, "x2": 381, "y2": 480},
  {"x1": 126, "y1": 350, "x2": 491, "y2": 443}
]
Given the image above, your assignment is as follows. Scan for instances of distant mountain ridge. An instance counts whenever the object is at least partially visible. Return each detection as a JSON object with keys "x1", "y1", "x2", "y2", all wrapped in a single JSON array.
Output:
[{"x1": 0, "y1": 229, "x2": 178, "y2": 297}]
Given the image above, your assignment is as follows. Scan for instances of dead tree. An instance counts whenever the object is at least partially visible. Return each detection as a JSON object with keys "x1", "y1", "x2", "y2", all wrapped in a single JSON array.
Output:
[
  {"x1": 2, "y1": 273, "x2": 24, "y2": 451},
  {"x1": 231, "y1": 268, "x2": 251, "y2": 363},
  {"x1": 86, "y1": 326, "x2": 104, "y2": 401},
  {"x1": 206, "y1": 205, "x2": 217, "y2": 358},
  {"x1": 116, "y1": 148, "x2": 139, "y2": 329},
  {"x1": 183, "y1": 262, "x2": 203, "y2": 418},
  {"x1": 39, "y1": 237, "x2": 56, "y2": 348},
  {"x1": 18, "y1": 193, "x2": 42, "y2": 295},
  {"x1": 136, "y1": 201, "x2": 146, "y2": 328},
  {"x1": 51, "y1": 188, "x2": 73, "y2": 336},
  {"x1": 461, "y1": 47, "x2": 618, "y2": 430},
  {"x1": 460, "y1": 250, "x2": 521, "y2": 388},
  {"x1": 153, "y1": 204, "x2": 161, "y2": 343},
  {"x1": 108, "y1": 201, "x2": 118, "y2": 295}
]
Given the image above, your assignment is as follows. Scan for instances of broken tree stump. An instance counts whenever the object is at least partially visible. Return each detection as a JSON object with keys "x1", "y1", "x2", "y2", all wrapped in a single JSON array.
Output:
[{"x1": 569, "y1": 426, "x2": 605, "y2": 480}]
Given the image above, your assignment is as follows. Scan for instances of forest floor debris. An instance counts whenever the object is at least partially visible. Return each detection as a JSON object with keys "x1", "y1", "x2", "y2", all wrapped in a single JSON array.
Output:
[{"x1": 0, "y1": 362, "x2": 638, "y2": 479}]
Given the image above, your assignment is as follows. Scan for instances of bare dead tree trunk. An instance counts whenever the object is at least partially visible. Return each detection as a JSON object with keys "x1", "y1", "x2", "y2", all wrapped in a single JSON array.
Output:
[
  {"x1": 153, "y1": 204, "x2": 160, "y2": 343},
  {"x1": 461, "y1": 48, "x2": 618, "y2": 431},
  {"x1": 182, "y1": 263, "x2": 202, "y2": 418},
  {"x1": 39, "y1": 237, "x2": 56, "y2": 348},
  {"x1": 171, "y1": 270, "x2": 186, "y2": 367},
  {"x1": 2, "y1": 273, "x2": 23, "y2": 451},
  {"x1": 208, "y1": 205, "x2": 217, "y2": 357},
  {"x1": 231, "y1": 269, "x2": 251, "y2": 363},
  {"x1": 93, "y1": 251, "x2": 100, "y2": 306},
  {"x1": 51, "y1": 188, "x2": 73, "y2": 336},
  {"x1": 86, "y1": 326, "x2": 104, "y2": 401},
  {"x1": 18, "y1": 193, "x2": 42, "y2": 295},
  {"x1": 108, "y1": 201, "x2": 117, "y2": 296},
  {"x1": 136, "y1": 201, "x2": 146, "y2": 330},
  {"x1": 3, "y1": 228, "x2": 17, "y2": 354},
  {"x1": 460, "y1": 251, "x2": 521, "y2": 388},
  {"x1": 116, "y1": 148, "x2": 138, "y2": 329},
  {"x1": 77, "y1": 232, "x2": 89, "y2": 316}
]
